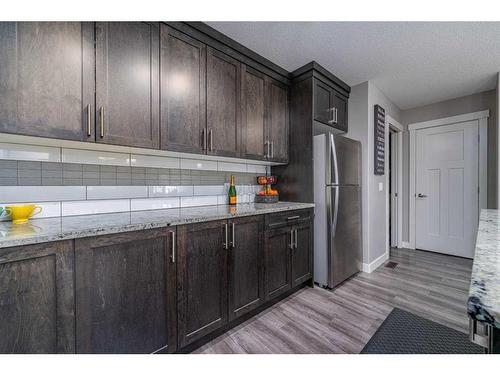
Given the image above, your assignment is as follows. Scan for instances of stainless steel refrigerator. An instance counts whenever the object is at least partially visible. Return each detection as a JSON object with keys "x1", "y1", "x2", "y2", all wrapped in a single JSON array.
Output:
[{"x1": 313, "y1": 133, "x2": 362, "y2": 288}]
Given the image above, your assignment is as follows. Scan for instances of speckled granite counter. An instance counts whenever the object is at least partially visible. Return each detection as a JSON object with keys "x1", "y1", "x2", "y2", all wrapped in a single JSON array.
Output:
[
  {"x1": 0, "y1": 202, "x2": 314, "y2": 249},
  {"x1": 468, "y1": 209, "x2": 500, "y2": 329}
]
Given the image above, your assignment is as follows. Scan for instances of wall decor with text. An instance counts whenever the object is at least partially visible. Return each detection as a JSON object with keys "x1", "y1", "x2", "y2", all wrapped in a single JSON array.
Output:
[{"x1": 374, "y1": 104, "x2": 385, "y2": 175}]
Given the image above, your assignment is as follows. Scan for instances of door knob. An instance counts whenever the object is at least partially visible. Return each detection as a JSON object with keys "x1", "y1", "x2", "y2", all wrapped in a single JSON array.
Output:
[{"x1": 417, "y1": 193, "x2": 428, "y2": 198}]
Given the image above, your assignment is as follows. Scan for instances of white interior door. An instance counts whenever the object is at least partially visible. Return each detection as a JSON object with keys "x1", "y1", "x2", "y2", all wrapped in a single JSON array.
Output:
[
  {"x1": 415, "y1": 120, "x2": 479, "y2": 258},
  {"x1": 390, "y1": 132, "x2": 398, "y2": 248}
]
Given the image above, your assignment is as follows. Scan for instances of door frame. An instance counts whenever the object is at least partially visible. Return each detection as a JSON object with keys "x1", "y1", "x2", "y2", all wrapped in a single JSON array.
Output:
[
  {"x1": 408, "y1": 110, "x2": 489, "y2": 250},
  {"x1": 385, "y1": 116, "x2": 404, "y2": 256}
]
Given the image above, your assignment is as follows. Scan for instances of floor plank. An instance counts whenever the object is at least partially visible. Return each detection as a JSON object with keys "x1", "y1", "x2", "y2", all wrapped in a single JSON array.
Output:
[{"x1": 194, "y1": 248, "x2": 473, "y2": 354}]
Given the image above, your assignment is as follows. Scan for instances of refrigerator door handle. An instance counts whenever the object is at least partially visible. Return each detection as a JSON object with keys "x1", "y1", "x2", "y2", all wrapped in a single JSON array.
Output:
[
  {"x1": 331, "y1": 186, "x2": 340, "y2": 238},
  {"x1": 329, "y1": 133, "x2": 339, "y2": 185}
]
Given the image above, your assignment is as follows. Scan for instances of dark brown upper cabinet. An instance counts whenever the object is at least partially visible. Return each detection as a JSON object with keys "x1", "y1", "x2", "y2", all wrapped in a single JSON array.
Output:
[
  {"x1": 228, "y1": 215, "x2": 265, "y2": 320},
  {"x1": 95, "y1": 22, "x2": 160, "y2": 149},
  {"x1": 160, "y1": 25, "x2": 206, "y2": 154},
  {"x1": 206, "y1": 46, "x2": 241, "y2": 157},
  {"x1": 0, "y1": 240, "x2": 75, "y2": 354},
  {"x1": 313, "y1": 78, "x2": 348, "y2": 132},
  {"x1": 177, "y1": 220, "x2": 228, "y2": 348},
  {"x1": 241, "y1": 65, "x2": 267, "y2": 160},
  {"x1": 0, "y1": 22, "x2": 95, "y2": 141},
  {"x1": 75, "y1": 228, "x2": 177, "y2": 354},
  {"x1": 267, "y1": 78, "x2": 289, "y2": 163},
  {"x1": 313, "y1": 80, "x2": 335, "y2": 125}
]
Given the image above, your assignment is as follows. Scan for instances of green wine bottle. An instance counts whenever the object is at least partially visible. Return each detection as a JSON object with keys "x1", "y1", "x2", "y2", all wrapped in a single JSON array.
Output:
[{"x1": 228, "y1": 175, "x2": 237, "y2": 205}]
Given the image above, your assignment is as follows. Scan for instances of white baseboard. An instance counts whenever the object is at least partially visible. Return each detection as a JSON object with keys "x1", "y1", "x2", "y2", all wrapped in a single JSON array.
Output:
[
  {"x1": 401, "y1": 241, "x2": 411, "y2": 249},
  {"x1": 362, "y1": 252, "x2": 389, "y2": 273}
]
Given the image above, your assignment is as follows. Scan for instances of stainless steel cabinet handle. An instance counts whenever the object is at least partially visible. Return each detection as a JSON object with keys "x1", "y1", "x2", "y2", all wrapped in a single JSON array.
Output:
[
  {"x1": 86, "y1": 104, "x2": 92, "y2": 136},
  {"x1": 294, "y1": 229, "x2": 298, "y2": 249},
  {"x1": 231, "y1": 222, "x2": 235, "y2": 248},
  {"x1": 208, "y1": 129, "x2": 213, "y2": 151},
  {"x1": 170, "y1": 230, "x2": 176, "y2": 263},
  {"x1": 417, "y1": 193, "x2": 428, "y2": 198},
  {"x1": 202, "y1": 128, "x2": 207, "y2": 150},
  {"x1": 287, "y1": 215, "x2": 300, "y2": 221},
  {"x1": 289, "y1": 229, "x2": 294, "y2": 250},
  {"x1": 271, "y1": 141, "x2": 274, "y2": 159},
  {"x1": 224, "y1": 223, "x2": 228, "y2": 250},
  {"x1": 99, "y1": 106, "x2": 105, "y2": 138},
  {"x1": 264, "y1": 140, "x2": 268, "y2": 158},
  {"x1": 335, "y1": 108, "x2": 338, "y2": 123}
]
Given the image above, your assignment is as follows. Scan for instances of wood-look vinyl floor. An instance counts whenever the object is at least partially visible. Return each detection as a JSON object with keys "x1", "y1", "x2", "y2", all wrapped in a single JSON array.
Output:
[{"x1": 194, "y1": 248, "x2": 473, "y2": 354}]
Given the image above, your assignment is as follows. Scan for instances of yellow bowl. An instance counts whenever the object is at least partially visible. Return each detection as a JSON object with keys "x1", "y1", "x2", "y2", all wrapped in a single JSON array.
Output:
[{"x1": 6, "y1": 204, "x2": 43, "y2": 224}]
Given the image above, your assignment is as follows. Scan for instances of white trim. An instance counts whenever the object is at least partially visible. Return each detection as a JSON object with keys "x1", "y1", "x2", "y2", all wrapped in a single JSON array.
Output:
[
  {"x1": 385, "y1": 116, "x2": 404, "y2": 252},
  {"x1": 409, "y1": 111, "x2": 489, "y2": 250},
  {"x1": 408, "y1": 110, "x2": 490, "y2": 131},
  {"x1": 401, "y1": 241, "x2": 411, "y2": 249},
  {"x1": 479, "y1": 117, "x2": 488, "y2": 209},
  {"x1": 361, "y1": 251, "x2": 389, "y2": 273}
]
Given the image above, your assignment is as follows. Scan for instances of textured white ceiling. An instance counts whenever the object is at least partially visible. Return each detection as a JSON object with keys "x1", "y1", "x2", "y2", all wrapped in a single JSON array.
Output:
[{"x1": 207, "y1": 22, "x2": 500, "y2": 110}]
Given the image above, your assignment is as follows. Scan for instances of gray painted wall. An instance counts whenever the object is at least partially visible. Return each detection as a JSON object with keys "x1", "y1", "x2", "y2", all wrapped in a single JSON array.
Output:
[
  {"x1": 400, "y1": 89, "x2": 498, "y2": 241},
  {"x1": 347, "y1": 81, "x2": 402, "y2": 265}
]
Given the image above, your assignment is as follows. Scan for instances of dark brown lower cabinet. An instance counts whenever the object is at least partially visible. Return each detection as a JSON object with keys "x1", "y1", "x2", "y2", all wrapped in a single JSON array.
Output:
[
  {"x1": 291, "y1": 220, "x2": 313, "y2": 286},
  {"x1": 264, "y1": 225, "x2": 293, "y2": 300},
  {"x1": 228, "y1": 215, "x2": 265, "y2": 320},
  {"x1": 75, "y1": 228, "x2": 177, "y2": 354},
  {"x1": 177, "y1": 220, "x2": 228, "y2": 348},
  {"x1": 0, "y1": 241, "x2": 75, "y2": 354}
]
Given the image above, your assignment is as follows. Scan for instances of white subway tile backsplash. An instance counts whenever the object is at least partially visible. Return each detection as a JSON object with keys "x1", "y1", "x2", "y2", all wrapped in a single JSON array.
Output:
[
  {"x1": 62, "y1": 199, "x2": 130, "y2": 216},
  {"x1": 180, "y1": 195, "x2": 218, "y2": 208},
  {"x1": 149, "y1": 185, "x2": 194, "y2": 197},
  {"x1": 180, "y1": 158, "x2": 217, "y2": 171},
  {"x1": 62, "y1": 148, "x2": 130, "y2": 166},
  {"x1": 218, "y1": 161, "x2": 247, "y2": 172},
  {"x1": 217, "y1": 195, "x2": 228, "y2": 205},
  {"x1": 0, "y1": 142, "x2": 60, "y2": 162},
  {"x1": 246, "y1": 164, "x2": 267, "y2": 174},
  {"x1": 0, "y1": 186, "x2": 86, "y2": 203},
  {"x1": 0, "y1": 201, "x2": 61, "y2": 220},
  {"x1": 87, "y1": 186, "x2": 148, "y2": 200},
  {"x1": 193, "y1": 185, "x2": 225, "y2": 196},
  {"x1": 131, "y1": 154, "x2": 180, "y2": 169},
  {"x1": 130, "y1": 197, "x2": 180, "y2": 211}
]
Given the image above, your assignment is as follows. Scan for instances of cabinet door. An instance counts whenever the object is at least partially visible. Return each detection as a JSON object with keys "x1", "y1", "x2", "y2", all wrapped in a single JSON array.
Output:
[
  {"x1": 160, "y1": 25, "x2": 206, "y2": 154},
  {"x1": 96, "y1": 22, "x2": 159, "y2": 148},
  {"x1": 264, "y1": 225, "x2": 292, "y2": 300},
  {"x1": 267, "y1": 78, "x2": 289, "y2": 163},
  {"x1": 75, "y1": 228, "x2": 176, "y2": 354},
  {"x1": 177, "y1": 220, "x2": 228, "y2": 348},
  {"x1": 206, "y1": 47, "x2": 240, "y2": 157},
  {"x1": 0, "y1": 241, "x2": 75, "y2": 353},
  {"x1": 313, "y1": 80, "x2": 334, "y2": 125},
  {"x1": 0, "y1": 22, "x2": 94, "y2": 141},
  {"x1": 333, "y1": 93, "x2": 348, "y2": 132},
  {"x1": 291, "y1": 220, "x2": 313, "y2": 286},
  {"x1": 241, "y1": 65, "x2": 266, "y2": 160},
  {"x1": 228, "y1": 215, "x2": 265, "y2": 320}
]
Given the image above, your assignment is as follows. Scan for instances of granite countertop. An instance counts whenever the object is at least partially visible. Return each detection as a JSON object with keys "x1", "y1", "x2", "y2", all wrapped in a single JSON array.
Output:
[
  {"x1": 468, "y1": 209, "x2": 500, "y2": 328},
  {"x1": 0, "y1": 202, "x2": 314, "y2": 249}
]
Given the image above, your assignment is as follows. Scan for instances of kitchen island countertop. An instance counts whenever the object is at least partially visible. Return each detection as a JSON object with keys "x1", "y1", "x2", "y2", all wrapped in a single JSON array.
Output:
[{"x1": 468, "y1": 209, "x2": 500, "y2": 329}]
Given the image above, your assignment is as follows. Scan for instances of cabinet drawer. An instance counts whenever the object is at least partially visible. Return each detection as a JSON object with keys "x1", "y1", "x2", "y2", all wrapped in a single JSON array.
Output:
[{"x1": 265, "y1": 209, "x2": 312, "y2": 228}]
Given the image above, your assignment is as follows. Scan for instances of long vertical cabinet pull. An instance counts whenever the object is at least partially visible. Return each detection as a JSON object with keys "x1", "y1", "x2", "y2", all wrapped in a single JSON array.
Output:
[
  {"x1": 224, "y1": 223, "x2": 229, "y2": 250},
  {"x1": 289, "y1": 229, "x2": 294, "y2": 250},
  {"x1": 294, "y1": 229, "x2": 298, "y2": 249},
  {"x1": 208, "y1": 129, "x2": 213, "y2": 151},
  {"x1": 170, "y1": 230, "x2": 176, "y2": 263},
  {"x1": 231, "y1": 223, "x2": 235, "y2": 248},
  {"x1": 86, "y1": 104, "x2": 92, "y2": 136},
  {"x1": 99, "y1": 106, "x2": 105, "y2": 138},
  {"x1": 271, "y1": 142, "x2": 274, "y2": 159}
]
